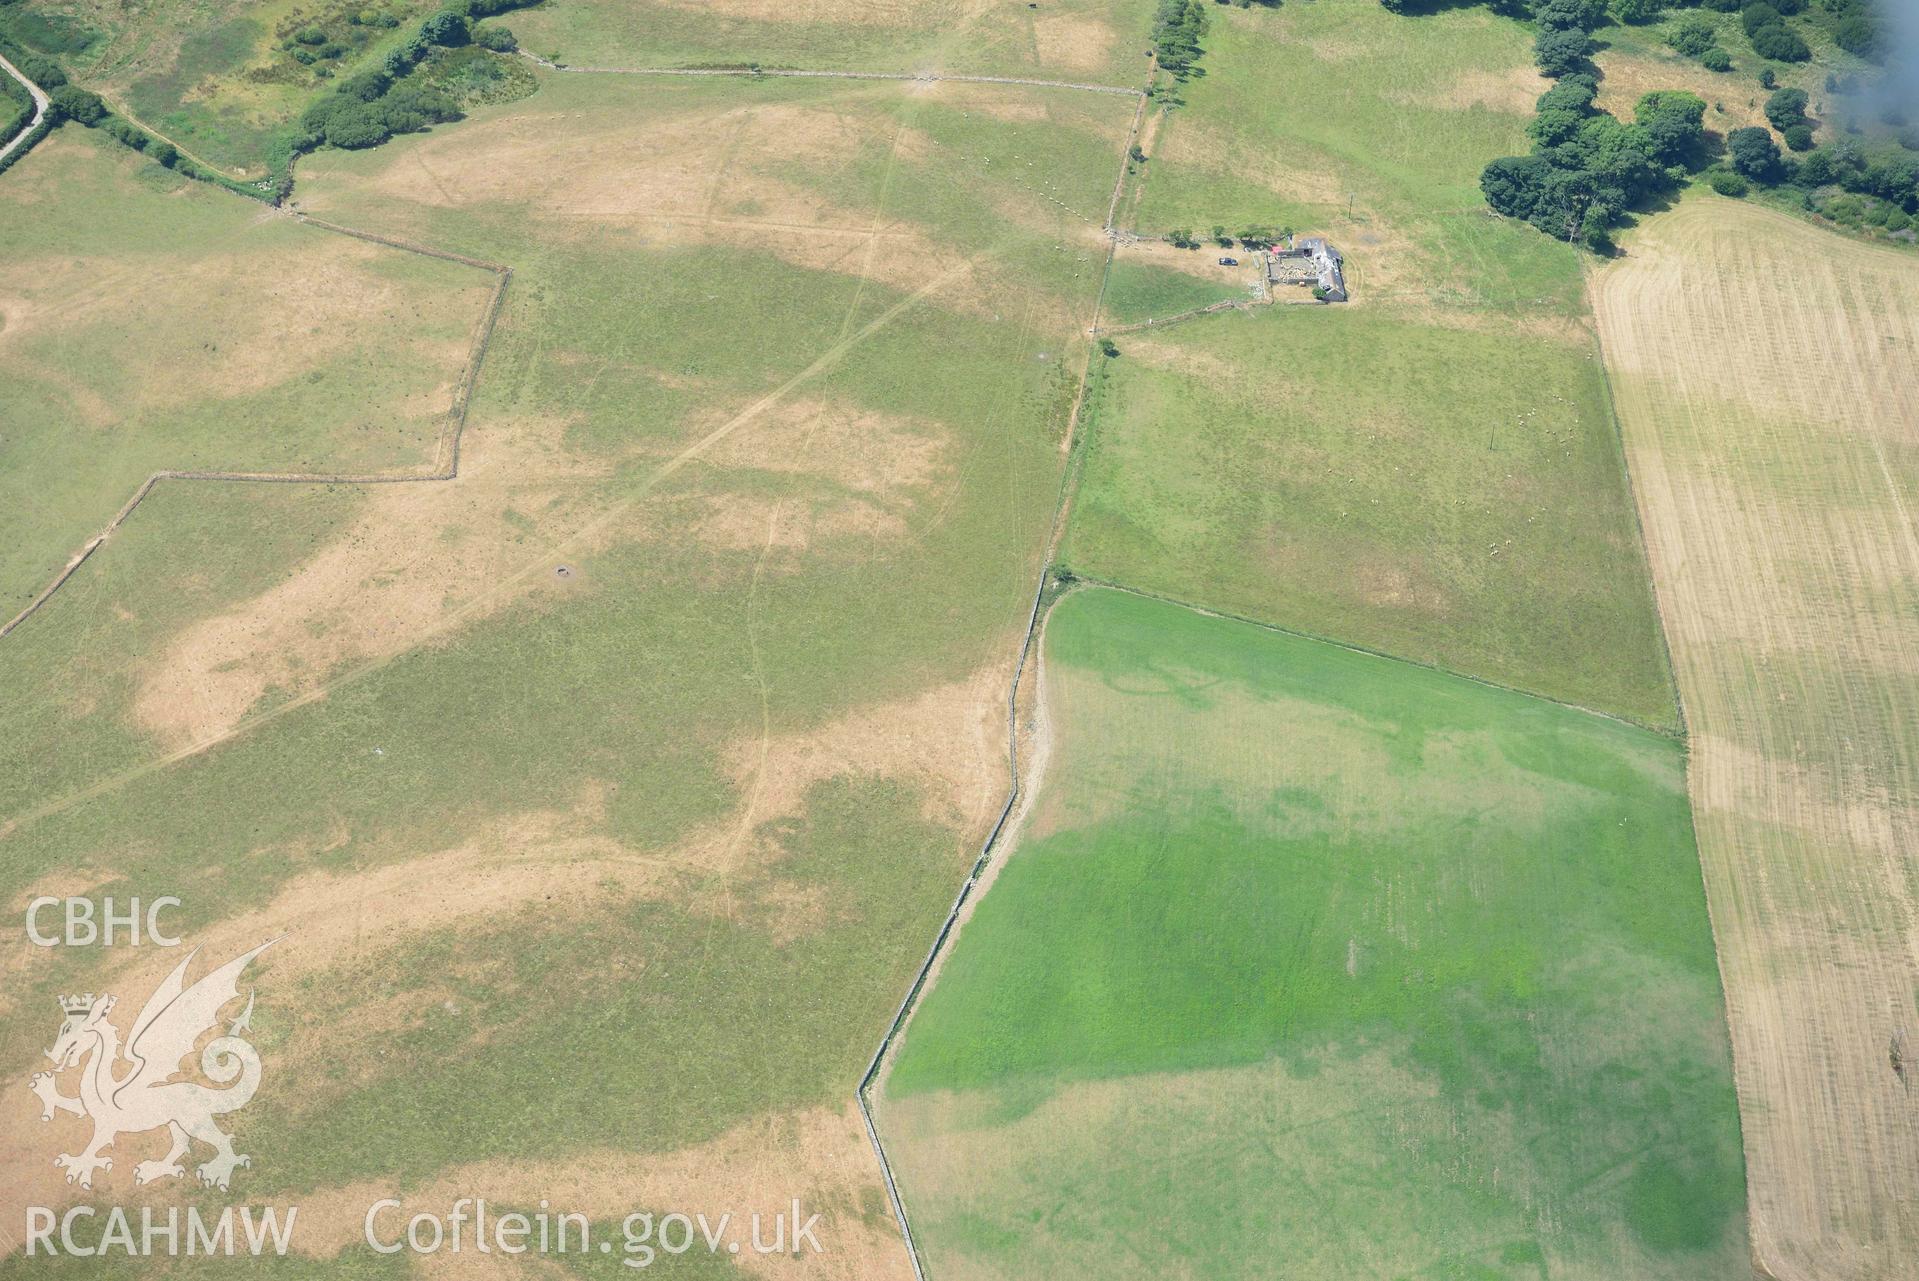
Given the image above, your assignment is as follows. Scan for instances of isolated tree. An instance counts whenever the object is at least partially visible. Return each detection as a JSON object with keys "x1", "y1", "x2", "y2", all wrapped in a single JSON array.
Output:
[
  {"x1": 1727, "y1": 124, "x2": 1783, "y2": 179},
  {"x1": 420, "y1": 10, "x2": 471, "y2": 46},
  {"x1": 1701, "y1": 47, "x2": 1733, "y2": 71},
  {"x1": 1782, "y1": 123, "x2": 1815, "y2": 150},
  {"x1": 1749, "y1": 23, "x2": 1810, "y2": 60},
  {"x1": 1764, "y1": 86, "x2": 1809, "y2": 130},
  {"x1": 1740, "y1": 3, "x2": 1781, "y2": 36}
]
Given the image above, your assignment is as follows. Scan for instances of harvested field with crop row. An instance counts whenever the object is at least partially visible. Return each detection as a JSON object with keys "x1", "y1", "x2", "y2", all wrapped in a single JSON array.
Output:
[{"x1": 1593, "y1": 194, "x2": 1919, "y2": 1281}]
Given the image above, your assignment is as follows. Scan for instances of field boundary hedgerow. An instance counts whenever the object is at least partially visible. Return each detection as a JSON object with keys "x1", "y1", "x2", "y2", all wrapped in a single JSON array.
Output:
[{"x1": 1094, "y1": 295, "x2": 1254, "y2": 334}]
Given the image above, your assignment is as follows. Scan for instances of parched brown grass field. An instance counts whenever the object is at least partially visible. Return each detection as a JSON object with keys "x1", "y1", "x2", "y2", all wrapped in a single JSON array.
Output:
[
  {"x1": 0, "y1": 64, "x2": 1138, "y2": 1276},
  {"x1": 1593, "y1": 194, "x2": 1919, "y2": 1281}
]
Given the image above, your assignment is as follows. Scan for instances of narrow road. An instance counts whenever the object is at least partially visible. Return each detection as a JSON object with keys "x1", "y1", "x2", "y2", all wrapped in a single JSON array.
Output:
[{"x1": 0, "y1": 51, "x2": 50, "y2": 166}]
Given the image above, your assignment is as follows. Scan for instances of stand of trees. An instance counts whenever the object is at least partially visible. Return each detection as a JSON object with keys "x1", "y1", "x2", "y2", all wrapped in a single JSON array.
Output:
[
  {"x1": 1378, "y1": 0, "x2": 1885, "y2": 64},
  {"x1": 0, "y1": 49, "x2": 30, "y2": 142},
  {"x1": 1151, "y1": 0, "x2": 1210, "y2": 82},
  {"x1": 1735, "y1": 134, "x2": 1919, "y2": 210},
  {"x1": 1466, "y1": 0, "x2": 1708, "y2": 247},
  {"x1": 1377, "y1": 0, "x2": 1910, "y2": 244},
  {"x1": 0, "y1": 0, "x2": 536, "y2": 197},
  {"x1": 1741, "y1": 4, "x2": 1811, "y2": 62},
  {"x1": 1482, "y1": 82, "x2": 1705, "y2": 246},
  {"x1": 295, "y1": 0, "x2": 531, "y2": 155}
]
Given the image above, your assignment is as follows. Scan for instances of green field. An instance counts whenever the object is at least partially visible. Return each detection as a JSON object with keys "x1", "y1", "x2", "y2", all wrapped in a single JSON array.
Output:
[
  {"x1": 1096, "y1": 253, "x2": 1246, "y2": 326},
  {"x1": 0, "y1": 69, "x2": 1133, "y2": 1270},
  {"x1": 1134, "y1": 0, "x2": 1581, "y2": 311},
  {"x1": 0, "y1": 127, "x2": 498, "y2": 618},
  {"x1": 878, "y1": 586, "x2": 1749, "y2": 1280},
  {"x1": 1073, "y1": 0, "x2": 1676, "y2": 727},
  {"x1": 1067, "y1": 302, "x2": 1676, "y2": 725}
]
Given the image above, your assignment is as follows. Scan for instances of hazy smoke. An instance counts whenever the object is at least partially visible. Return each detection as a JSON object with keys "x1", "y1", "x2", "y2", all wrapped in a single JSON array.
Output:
[{"x1": 1886, "y1": 0, "x2": 1919, "y2": 117}]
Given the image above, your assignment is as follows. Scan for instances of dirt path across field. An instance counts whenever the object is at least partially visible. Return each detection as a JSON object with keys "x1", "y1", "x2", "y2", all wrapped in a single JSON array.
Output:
[
  {"x1": 1592, "y1": 198, "x2": 1919, "y2": 1281},
  {"x1": 1, "y1": 54, "x2": 1155, "y2": 645},
  {"x1": 0, "y1": 52, "x2": 49, "y2": 167},
  {"x1": 851, "y1": 69, "x2": 1153, "y2": 1280},
  {"x1": 1, "y1": 63, "x2": 1150, "y2": 1281}
]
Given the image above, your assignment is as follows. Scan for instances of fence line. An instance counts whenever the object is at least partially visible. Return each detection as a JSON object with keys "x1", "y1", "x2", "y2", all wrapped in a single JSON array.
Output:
[
  {"x1": 0, "y1": 226, "x2": 510, "y2": 640},
  {"x1": 520, "y1": 52, "x2": 1144, "y2": 98},
  {"x1": 849, "y1": 68, "x2": 1151, "y2": 1278}
]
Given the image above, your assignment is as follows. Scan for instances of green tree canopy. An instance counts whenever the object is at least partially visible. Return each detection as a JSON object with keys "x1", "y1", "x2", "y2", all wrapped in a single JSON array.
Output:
[
  {"x1": 1636, "y1": 90, "x2": 1709, "y2": 163},
  {"x1": 1764, "y1": 87, "x2": 1809, "y2": 129},
  {"x1": 1535, "y1": 27, "x2": 1593, "y2": 76},
  {"x1": 1727, "y1": 125, "x2": 1783, "y2": 178}
]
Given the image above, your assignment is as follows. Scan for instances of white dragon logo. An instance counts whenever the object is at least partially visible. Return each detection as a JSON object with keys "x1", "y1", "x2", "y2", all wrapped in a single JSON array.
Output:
[{"x1": 29, "y1": 940, "x2": 275, "y2": 1192}]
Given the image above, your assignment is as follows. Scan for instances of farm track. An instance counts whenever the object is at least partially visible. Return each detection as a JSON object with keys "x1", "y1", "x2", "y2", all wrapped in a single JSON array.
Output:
[
  {"x1": 89, "y1": 91, "x2": 255, "y2": 183},
  {"x1": 0, "y1": 52, "x2": 49, "y2": 166},
  {"x1": 853, "y1": 81, "x2": 1150, "y2": 1281},
  {"x1": 1, "y1": 56, "x2": 1152, "y2": 643},
  {"x1": 1593, "y1": 199, "x2": 1919, "y2": 1281}
]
